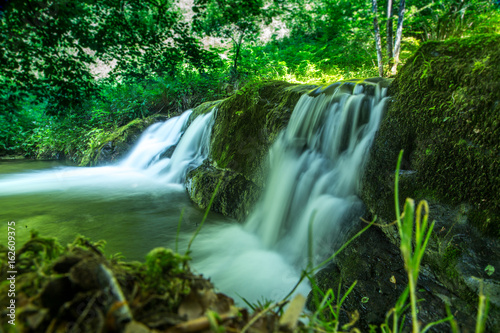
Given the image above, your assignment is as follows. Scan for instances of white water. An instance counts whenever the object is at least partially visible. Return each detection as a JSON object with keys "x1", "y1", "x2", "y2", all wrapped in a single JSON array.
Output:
[
  {"x1": 188, "y1": 81, "x2": 389, "y2": 304},
  {"x1": 0, "y1": 110, "x2": 214, "y2": 196},
  {"x1": 0, "y1": 81, "x2": 388, "y2": 306}
]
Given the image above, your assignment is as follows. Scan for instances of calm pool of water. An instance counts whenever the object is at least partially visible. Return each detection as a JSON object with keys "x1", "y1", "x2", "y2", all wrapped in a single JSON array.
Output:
[{"x1": 0, "y1": 160, "x2": 230, "y2": 261}]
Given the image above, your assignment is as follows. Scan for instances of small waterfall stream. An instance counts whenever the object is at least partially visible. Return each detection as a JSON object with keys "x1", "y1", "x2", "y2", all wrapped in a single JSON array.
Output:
[
  {"x1": 0, "y1": 110, "x2": 214, "y2": 196},
  {"x1": 188, "y1": 80, "x2": 389, "y2": 303},
  {"x1": 0, "y1": 79, "x2": 388, "y2": 305}
]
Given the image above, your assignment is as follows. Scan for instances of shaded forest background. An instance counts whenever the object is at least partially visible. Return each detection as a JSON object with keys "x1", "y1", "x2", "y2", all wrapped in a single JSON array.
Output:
[{"x1": 1, "y1": 0, "x2": 499, "y2": 161}]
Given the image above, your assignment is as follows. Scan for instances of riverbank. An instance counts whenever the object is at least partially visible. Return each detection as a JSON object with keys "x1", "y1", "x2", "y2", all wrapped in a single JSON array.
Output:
[{"x1": 0, "y1": 233, "x2": 298, "y2": 332}]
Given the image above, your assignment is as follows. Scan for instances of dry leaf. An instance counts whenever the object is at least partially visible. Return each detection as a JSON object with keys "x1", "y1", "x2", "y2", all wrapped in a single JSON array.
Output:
[{"x1": 279, "y1": 294, "x2": 306, "y2": 330}]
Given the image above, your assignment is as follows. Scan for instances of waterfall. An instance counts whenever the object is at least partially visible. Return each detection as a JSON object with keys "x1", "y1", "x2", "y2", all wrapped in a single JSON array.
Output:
[
  {"x1": 121, "y1": 110, "x2": 214, "y2": 182},
  {"x1": 189, "y1": 80, "x2": 389, "y2": 303},
  {"x1": 119, "y1": 110, "x2": 193, "y2": 170},
  {"x1": 0, "y1": 79, "x2": 389, "y2": 306},
  {"x1": 0, "y1": 110, "x2": 214, "y2": 196},
  {"x1": 245, "y1": 80, "x2": 388, "y2": 264}
]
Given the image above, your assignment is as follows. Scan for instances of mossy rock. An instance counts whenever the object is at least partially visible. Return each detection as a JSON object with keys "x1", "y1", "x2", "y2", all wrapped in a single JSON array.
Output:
[
  {"x1": 309, "y1": 225, "x2": 479, "y2": 332},
  {"x1": 362, "y1": 34, "x2": 500, "y2": 236},
  {"x1": 360, "y1": 34, "x2": 500, "y2": 330},
  {"x1": 80, "y1": 114, "x2": 167, "y2": 166},
  {"x1": 209, "y1": 80, "x2": 317, "y2": 187},
  {"x1": 185, "y1": 80, "x2": 317, "y2": 220},
  {"x1": 189, "y1": 100, "x2": 222, "y2": 125},
  {"x1": 186, "y1": 161, "x2": 260, "y2": 221}
]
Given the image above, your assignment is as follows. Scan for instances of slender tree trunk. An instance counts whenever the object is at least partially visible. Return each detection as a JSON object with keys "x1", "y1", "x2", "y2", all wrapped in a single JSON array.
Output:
[
  {"x1": 391, "y1": 0, "x2": 406, "y2": 76},
  {"x1": 386, "y1": 0, "x2": 393, "y2": 59},
  {"x1": 231, "y1": 33, "x2": 244, "y2": 78},
  {"x1": 372, "y1": 0, "x2": 384, "y2": 77}
]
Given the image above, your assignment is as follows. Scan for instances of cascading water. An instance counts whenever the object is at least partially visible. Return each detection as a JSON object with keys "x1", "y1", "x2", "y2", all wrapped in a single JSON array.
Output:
[
  {"x1": 0, "y1": 110, "x2": 216, "y2": 259},
  {"x1": 0, "y1": 110, "x2": 214, "y2": 196},
  {"x1": 247, "y1": 81, "x2": 388, "y2": 263},
  {"x1": 187, "y1": 80, "x2": 389, "y2": 303},
  {"x1": 0, "y1": 79, "x2": 389, "y2": 306}
]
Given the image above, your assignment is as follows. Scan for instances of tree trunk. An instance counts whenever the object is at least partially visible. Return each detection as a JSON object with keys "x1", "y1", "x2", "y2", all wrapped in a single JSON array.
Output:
[
  {"x1": 386, "y1": 0, "x2": 393, "y2": 59},
  {"x1": 231, "y1": 33, "x2": 244, "y2": 78},
  {"x1": 391, "y1": 0, "x2": 405, "y2": 76},
  {"x1": 372, "y1": 0, "x2": 384, "y2": 77}
]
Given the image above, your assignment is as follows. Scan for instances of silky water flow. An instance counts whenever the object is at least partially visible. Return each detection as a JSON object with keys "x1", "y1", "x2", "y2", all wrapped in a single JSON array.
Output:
[
  {"x1": 187, "y1": 80, "x2": 389, "y2": 303},
  {"x1": 0, "y1": 80, "x2": 389, "y2": 305}
]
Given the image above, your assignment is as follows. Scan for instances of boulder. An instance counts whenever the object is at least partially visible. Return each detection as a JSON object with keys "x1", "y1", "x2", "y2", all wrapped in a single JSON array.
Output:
[{"x1": 317, "y1": 35, "x2": 500, "y2": 331}]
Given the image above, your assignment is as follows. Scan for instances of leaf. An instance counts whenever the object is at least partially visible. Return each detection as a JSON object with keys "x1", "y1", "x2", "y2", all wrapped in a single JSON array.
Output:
[{"x1": 279, "y1": 294, "x2": 306, "y2": 330}]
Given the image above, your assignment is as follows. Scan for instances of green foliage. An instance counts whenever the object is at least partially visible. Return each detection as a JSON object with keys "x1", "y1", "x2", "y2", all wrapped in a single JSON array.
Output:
[
  {"x1": 238, "y1": 37, "x2": 378, "y2": 83},
  {"x1": 193, "y1": 0, "x2": 273, "y2": 74},
  {"x1": 405, "y1": 0, "x2": 500, "y2": 41},
  {"x1": 0, "y1": 0, "x2": 216, "y2": 116},
  {"x1": 0, "y1": 95, "x2": 46, "y2": 155},
  {"x1": 275, "y1": 0, "x2": 376, "y2": 75},
  {"x1": 144, "y1": 248, "x2": 190, "y2": 293},
  {"x1": 307, "y1": 280, "x2": 359, "y2": 332}
]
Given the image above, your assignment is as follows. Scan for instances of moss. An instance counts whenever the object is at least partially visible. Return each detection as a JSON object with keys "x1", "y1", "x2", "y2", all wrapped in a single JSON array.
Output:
[
  {"x1": 442, "y1": 243, "x2": 464, "y2": 280},
  {"x1": 363, "y1": 34, "x2": 500, "y2": 238},
  {"x1": 469, "y1": 208, "x2": 498, "y2": 235},
  {"x1": 80, "y1": 114, "x2": 164, "y2": 166},
  {"x1": 144, "y1": 248, "x2": 191, "y2": 296},
  {"x1": 209, "y1": 80, "x2": 317, "y2": 185},
  {"x1": 188, "y1": 100, "x2": 222, "y2": 125},
  {"x1": 186, "y1": 162, "x2": 261, "y2": 221}
]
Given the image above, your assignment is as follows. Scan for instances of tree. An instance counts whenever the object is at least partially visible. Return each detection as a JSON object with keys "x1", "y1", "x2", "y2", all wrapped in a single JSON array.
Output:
[
  {"x1": 0, "y1": 0, "x2": 214, "y2": 115},
  {"x1": 370, "y1": 0, "x2": 405, "y2": 76},
  {"x1": 192, "y1": 0, "x2": 273, "y2": 76},
  {"x1": 372, "y1": 0, "x2": 384, "y2": 77},
  {"x1": 0, "y1": 0, "x2": 98, "y2": 114},
  {"x1": 387, "y1": 0, "x2": 394, "y2": 59},
  {"x1": 391, "y1": 0, "x2": 406, "y2": 75}
]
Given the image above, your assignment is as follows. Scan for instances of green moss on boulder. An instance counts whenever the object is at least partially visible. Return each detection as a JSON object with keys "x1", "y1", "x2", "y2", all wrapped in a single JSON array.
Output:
[
  {"x1": 209, "y1": 80, "x2": 317, "y2": 187},
  {"x1": 360, "y1": 34, "x2": 500, "y2": 330},
  {"x1": 363, "y1": 34, "x2": 500, "y2": 237},
  {"x1": 185, "y1": 80, "x2": 317, "y2": 220},
  {"x1": 186, "y1": 161, "x2": 260, "y2": 221}
]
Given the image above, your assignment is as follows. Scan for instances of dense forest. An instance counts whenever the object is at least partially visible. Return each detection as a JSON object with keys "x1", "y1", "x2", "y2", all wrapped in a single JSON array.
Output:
[
  {"x1": 1, "y1": 0, "x2": 498, "y2": 161},
  {"x1": 1, "y1": 1, "x2": 500, "y2": 332}
]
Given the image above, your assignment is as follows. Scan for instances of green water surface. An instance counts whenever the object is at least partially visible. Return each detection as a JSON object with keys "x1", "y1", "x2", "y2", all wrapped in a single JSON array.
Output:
[{"x1": 0, "y1": 160, "x2": 228, "y2": 261}]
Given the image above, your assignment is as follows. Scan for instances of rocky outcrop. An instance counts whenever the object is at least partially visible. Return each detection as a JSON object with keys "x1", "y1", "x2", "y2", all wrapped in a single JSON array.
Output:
[
  {"x1": 312, "y1": 35, "x2": 500, "y2": 331},
  {"x1": 186, "y1": 161, "x2": 260, "y2": 221}
]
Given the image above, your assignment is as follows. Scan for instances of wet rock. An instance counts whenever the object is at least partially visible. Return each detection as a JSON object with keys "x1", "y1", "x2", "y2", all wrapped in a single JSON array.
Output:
[
  {"x1": 185, "y1": 161, "x2": 260, "y2": 221},
  {"x1": 308, "y1": 224, "x2": 480, "y2": 332}
]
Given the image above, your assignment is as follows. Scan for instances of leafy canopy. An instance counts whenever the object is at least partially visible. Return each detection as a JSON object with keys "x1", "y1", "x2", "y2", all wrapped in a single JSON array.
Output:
[{"x1": 0, "y1": 0, "x2": 215, "y2": 116}]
